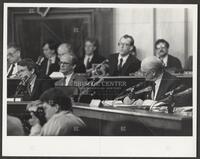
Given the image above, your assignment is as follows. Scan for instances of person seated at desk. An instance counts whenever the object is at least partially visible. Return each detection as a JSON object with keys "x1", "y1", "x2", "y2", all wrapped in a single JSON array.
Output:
[
  {"x1": 107, "y1": 34, "x2": 141, "y2": 76},
  {"x1": 15, "y1": 58, "x2": 54, "y2": 101},
  {"x1": 37, "y1": 40, "x2": 60, "y2": 78},
  {"x1": 7, "y1": 115, "x2": 24, "y2": 136},
  {"x1": 81, "y1": 38, "x2": 105, "y2": 76},
  {"x1": 39, "y1": 88, "x2": 86, "y2": 136},
  {"x1": 54, "y1": 54, "x2": 87, "y2": 87},
  {"x1": 7, "y1": 44, "x2": 22, "y2": 78},
  {"x1": 155, "y1": 39, "x2": 183, "y2": 73},
  {"x1": 56, "y1": 43, "x2": 86, "y2": 74},
  {"x1": 123, "y1": 56, "x2": 180, "y2": 106}
]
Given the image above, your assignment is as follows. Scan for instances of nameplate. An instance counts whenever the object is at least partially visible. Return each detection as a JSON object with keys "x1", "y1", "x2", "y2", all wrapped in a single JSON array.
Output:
[
  {"x1": 89, "y1": 99, "x2": 102, "y2": 108},
  {"x1": 7, "y1": 98, "x2": 21, "y2": 102}
]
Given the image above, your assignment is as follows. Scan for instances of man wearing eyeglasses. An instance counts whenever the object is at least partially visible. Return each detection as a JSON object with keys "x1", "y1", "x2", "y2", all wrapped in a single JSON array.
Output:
[
  {"x1": 15, "y1": 58, "x2": 54, "y2": 101},
  {"x1": 123, "y1": 56, "x2": 180, "y2": 105},
  {"x1": 107, "y1": 34, "x2": 141, "y2": 76},
  {"x1": 7, "y1": 44, "x2": 22, "y2": 78},
  {"x1": 155, "y1": 39, "x2": 183, "y2": 73},
  {"x1": 55, "y1": 54, "x2": 87, "y2": 87}
]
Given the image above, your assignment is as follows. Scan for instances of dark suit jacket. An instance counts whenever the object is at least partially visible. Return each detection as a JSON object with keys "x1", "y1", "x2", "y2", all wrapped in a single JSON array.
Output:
[
  {"x1": 154, "y1": 71, "x2": 179, "y2": 101},
  {"x1": 38, "y1": 56, "x2": 60, "y2": 78},
  {"x1": 74, "y1": 60, "x2": 86, "y2": 73},
  {"x1": 55, "y1": 73, "x2": 90, "y2": 103},
  {"x1": 22, "y1": 76, "x2": 54, "y2": 101},
  {"x1": 166, "y1": 54, "x2": 183, "y2": 73},
  {"x1": 134, "y1": 71, "x2": 179, "y2": 101},
  {"x1": 108, "y1": 53, "x2": 141, "y2": 76},
  {"x1": 82, "y1": 54, "x2": 105, "y2": 69},
  {"x1": 54, "y1": 73, "x2": 87, "y2": 87}
]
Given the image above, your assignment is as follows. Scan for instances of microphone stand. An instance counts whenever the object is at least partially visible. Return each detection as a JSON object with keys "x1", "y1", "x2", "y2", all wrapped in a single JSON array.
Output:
[{"x1": 165, "y1": 90, "x2": 175, "y2": 113}]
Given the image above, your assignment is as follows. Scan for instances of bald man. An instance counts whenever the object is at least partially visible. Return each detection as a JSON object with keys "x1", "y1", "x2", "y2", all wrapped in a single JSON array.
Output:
[
  {"x1": 57, "y1": 43, "x2": 86, "y2": 73},
  {"x1": 124, "y1": 56, "x2": 179, "y2": 104}
]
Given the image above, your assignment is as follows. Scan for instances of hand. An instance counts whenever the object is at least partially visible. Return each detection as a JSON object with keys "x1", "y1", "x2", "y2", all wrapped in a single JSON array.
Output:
[
  {"x1": 132, "y1": 99, "x2": 144, "y2": 106},
  {"x1": 123, "y1": 96, "x2": 135, "y2": 105}
]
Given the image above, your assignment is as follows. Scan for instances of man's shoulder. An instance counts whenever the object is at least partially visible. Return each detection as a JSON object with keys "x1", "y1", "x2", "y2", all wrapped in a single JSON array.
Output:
[
  {"x1": 168, "y1": 54, "x2": 181, "y2": 62},
  {"x1": 163, "y1": 71, "x2": 178, "y2": 80}
]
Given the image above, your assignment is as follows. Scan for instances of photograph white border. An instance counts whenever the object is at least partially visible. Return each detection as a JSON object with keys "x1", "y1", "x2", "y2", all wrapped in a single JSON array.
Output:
[{"x1": 2, "y1": 3, "x2": 198, "y2": 157}]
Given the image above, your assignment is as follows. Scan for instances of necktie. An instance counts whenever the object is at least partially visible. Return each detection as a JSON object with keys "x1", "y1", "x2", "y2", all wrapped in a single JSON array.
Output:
[
  {"x1": 63, "y1": 76, "x2": 67, "y2": 86},
  {"x1": 151, "y1": 82, "x2": 156, "y2": 100},
  {"x1": 46, "y1": 59, "x2": 52, "y2": 75},
  {"x1": 118, "y1": 58, "x2": 123, "y2": 71},
  {"x1": 7, "y1": 64, "x2": 14, "y2": 78},
  {"x1": 159, "y1": 58, "x2": 166, "y2": 67},
  {"x1": 86, "y1": 57, "x2": 91, "y2": 69},
  {"x1": 27, "y1": 83, "x2": 32, "y2": 96}
]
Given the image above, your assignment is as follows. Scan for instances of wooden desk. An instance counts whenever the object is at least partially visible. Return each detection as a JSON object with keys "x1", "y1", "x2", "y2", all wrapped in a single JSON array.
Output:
[{"x1": 7, "y1": 101, "x2": 192, "y2": 136}]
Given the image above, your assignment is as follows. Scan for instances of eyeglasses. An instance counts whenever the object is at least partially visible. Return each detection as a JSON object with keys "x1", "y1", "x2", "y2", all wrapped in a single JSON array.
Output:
[
  {"x1": 118, "y1": 42, "x2": 130, "y2": 47},
  {"x1": 59, "y1": 61, "x2": 72, "y2": 65}
]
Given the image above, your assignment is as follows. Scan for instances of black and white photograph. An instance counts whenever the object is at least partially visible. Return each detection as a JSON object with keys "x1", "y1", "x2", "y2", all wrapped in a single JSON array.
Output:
[{"x1": 2, "y1": 2, "x2": 198, "y2": 157}]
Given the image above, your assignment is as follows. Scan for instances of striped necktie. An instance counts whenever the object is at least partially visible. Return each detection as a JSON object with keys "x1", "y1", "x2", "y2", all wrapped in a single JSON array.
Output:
[{"x1": 7, "y1": 64, "x2": 15, "y2": 78}]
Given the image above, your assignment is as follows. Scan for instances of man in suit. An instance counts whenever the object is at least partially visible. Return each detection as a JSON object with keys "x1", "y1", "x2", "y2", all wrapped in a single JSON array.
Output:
[
  {"x1": 107, "y1": 34, "x2": 141, "y2": 76},
  {"x1": 123, "y1": 56, "x2": 179, "y2": 105},
  {"x1": 15, "y1": 58, "x2": 54, "y2": 101},
  {"x1": 57, "y1": 43, "x2": 86, "y2": 73},
  {"x1": 155, "y1": 39, "x2": 183, "y2": 73},
  {"x1": 55, "y1": 54, "x2": 87, "y2": 87},
  {"x1": 37, "y1": 40, "x2": 60, "y2": 78},
  {"x1": 82, "y1": 38, "x2": 105, "y2": 75},
  {"x1": 7, "y1": 44, "x2": 22, "y2": 78}
]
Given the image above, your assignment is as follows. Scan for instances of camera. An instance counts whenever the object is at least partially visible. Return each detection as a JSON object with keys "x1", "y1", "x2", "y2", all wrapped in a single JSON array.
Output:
[{"x1": 22, "y1": 106, "x2": 47, "y2": 135}]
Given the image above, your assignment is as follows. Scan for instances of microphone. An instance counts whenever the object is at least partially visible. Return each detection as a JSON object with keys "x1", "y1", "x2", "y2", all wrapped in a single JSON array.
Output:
[
  {"x1": 77, "y1": 77, "x2": 104, "y2": 102},
  {"x1": 115, "y1": 85, "x2": 152, "y2": 101},
  {"x1": 126, "y1": 81, "x2": 149, "y2": 92},
  {"x1": 134, "y1": 86, "x2": 153, "y2": 95},
  {"x1": 14, "y1": 75, "x2": 30, "y2": 98},
  {"x1": 174, "y1": 87, "x2": 192, "y2": 97},
  {"x1": 36, "y1": 56, "x2": 44, "y2": 65},
  {"x1": 95, "y1": 59, "x2": 109, "y2": 70},
  {"x1": 164, "y1": 84, "x2": 187, "y2": 96}
]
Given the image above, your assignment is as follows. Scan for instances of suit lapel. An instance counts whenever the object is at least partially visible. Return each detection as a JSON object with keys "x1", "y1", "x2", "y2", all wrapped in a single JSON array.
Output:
[
  {"x1": 30, "y1": 78, "x2": 39, "y2": 99},
  {"x1": 121, "y1": 55, "x2": 132, "y2": 74},
  {"x1": 155, "y1": 72, "x2": 168, "y2": 100},
  {"x1": 68, "y1": 73, "x2": 76, "y2": 86}
]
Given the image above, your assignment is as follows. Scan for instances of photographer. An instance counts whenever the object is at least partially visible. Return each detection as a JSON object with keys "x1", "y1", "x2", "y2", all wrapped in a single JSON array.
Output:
[
  {"x1": 39, "y1": 88, "x2": 86, "y2": 136},
  {"x1": 24, "y1": 100, "x2": 46, "y2": 136}
]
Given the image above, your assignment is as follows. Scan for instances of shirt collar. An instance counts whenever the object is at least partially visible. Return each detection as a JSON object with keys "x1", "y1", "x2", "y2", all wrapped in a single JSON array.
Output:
[
  {"x1": 118, "y1": 54, "x2": 129, "y2": 64},
  {"x1": 161, "y1": 55, "x2": 168, "y2": 67},
  {"x1": 29, "y1": 74, "x2": 37, "y2": 87},
  {"x1": 49, "y1": 54, "x2": 56, "y2": 64},
  {"x1": 85, "y1": 54, "x2": 94, "y2": 61}
]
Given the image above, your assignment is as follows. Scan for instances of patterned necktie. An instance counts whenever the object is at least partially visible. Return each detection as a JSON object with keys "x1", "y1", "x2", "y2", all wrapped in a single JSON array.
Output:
[
  {"x1": 7, "y1": 64, "x2": 14, "y2": 78},
  {"x1": 118, "y1": 58, "x2": 123, "y2": 71}
]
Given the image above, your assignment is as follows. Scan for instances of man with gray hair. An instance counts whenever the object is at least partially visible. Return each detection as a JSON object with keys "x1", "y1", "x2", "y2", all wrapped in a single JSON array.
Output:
[
  {"x1": 7, "y1": 44, "x2": 22, "y2": 78},
  {"x1": 124, "y1": 56, "x2": 179, "y2": 105},
  {"x1": 56, "y1": 43, "x2": 86, "y2": 73}
]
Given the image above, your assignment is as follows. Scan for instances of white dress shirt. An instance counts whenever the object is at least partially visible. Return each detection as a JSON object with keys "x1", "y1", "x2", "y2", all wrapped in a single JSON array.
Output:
[
  {"x1": 7, "y1": 63, "x2": 18, "y2": 78},
  {"x1": 152, "y1": 73, "x2": 163, "y2": 100},
  {"x1": 64, "y1": 72, "x2": 74, "y2": 86},
  {"x1": 161, "y1": 55, "x2": 168, "y2": 67},
  {"x1": 84, "y1": 54, "x2": 94, "y2": 67},
  {"x1": 118, "y1": 54, "x2": 129, "y2": 67}
]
